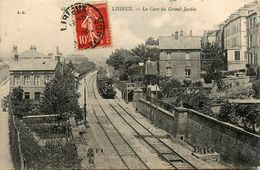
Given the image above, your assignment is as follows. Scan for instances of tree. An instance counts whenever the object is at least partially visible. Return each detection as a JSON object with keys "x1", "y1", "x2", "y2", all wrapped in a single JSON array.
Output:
[
  {"x1": 11, "y1": 86, "x2": 24, "y2": 105},
  {"x1": 131, "y1": 44, "x2": 159, "y2": 61},
  {"x1": 145, "y1": 37, "x2": 159, "y2": 46},
  {"x1": 236, "y1": 104, "x2": 260, "y2": 132},
  {"x1": 218, "y1": 102, "x2": 238, "y2": 124},
  {"x1": 181, "y1": 89, "x2": 212, "y2": 115},
  {"x1": 202, "y1": 42, "x2": 226, "y2": 89},
  {"x1": 106, "y1": 49, "x2": 133, "y2": 70},
  {"x1": 40, "y1": 63, "x2": 83, "y2": 120},
  {"x1": 159, "y1": 77, "x2": 182, "y2": 98}
]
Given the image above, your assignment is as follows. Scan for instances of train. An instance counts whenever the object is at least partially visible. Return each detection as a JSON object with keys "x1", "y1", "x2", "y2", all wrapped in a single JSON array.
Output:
[{"x1": 96, "y1": 69, "x2": 117, "y2": 99}]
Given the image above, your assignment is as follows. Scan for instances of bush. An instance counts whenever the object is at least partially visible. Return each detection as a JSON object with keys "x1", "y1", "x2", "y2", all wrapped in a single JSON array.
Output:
[
  {"x1": 218, "y1": 102, "x2": 238, "y2": 124},
  {"x1": 119, "y1": 72, "x2": 128, "y2": 81},
  {"x1": 183, "y1": 79, "x2": 192, "y2": 87},
  {"x1": 181, "y1": 89, "x2": 212, "y2": 115},
  {"x1": 246, "y1": 67, "x2": 256, "y2": 76}
]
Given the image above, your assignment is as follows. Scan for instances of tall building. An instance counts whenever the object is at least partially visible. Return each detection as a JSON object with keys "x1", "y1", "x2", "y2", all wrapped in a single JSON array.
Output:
[
  {"x1": 246, "y1": 7, "x2": 260, "y2": 70},
  {"x1": 223, "y1": 2, "x2": 258, "y2": 71},
  {"x1": 9, "y1": 46, "x2": 62, "y2": 100},
  {"x1": 159, "y1": 31, "x2": 201, "y2": 81}
]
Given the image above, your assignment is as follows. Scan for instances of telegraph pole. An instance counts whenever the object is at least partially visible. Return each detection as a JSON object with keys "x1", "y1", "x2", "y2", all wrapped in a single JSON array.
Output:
[{"x1": 84, "y1": 78, "x2": 87, "y2": 125}]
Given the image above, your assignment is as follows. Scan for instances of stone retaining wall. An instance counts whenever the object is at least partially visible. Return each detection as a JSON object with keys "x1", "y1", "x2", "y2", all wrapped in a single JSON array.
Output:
[{"x1": 136, "y1": 98, "x2": 260, "y2": 166}]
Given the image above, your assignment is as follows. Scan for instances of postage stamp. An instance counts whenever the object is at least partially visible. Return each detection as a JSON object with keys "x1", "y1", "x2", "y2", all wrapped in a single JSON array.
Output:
[{"x1": 73, "y1": 2, "x2": 111, "y2": 50}]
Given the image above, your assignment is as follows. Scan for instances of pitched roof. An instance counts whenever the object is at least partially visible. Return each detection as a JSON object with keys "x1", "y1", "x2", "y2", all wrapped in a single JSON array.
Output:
[
  {"x1": 19, "y1": 49, "x2": 49, "y2": 59},
  {"x1": 159, "y1": 36, "x2": 201, "y2": 50},
  {"x1": 9, "y1": 59, "x2": 58, "y2": 71}
]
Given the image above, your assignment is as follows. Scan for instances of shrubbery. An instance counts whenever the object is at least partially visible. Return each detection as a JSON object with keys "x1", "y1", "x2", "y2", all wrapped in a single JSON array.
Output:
[{"x1": 218, "y1": 102, "x2": 260, "y2": 132}]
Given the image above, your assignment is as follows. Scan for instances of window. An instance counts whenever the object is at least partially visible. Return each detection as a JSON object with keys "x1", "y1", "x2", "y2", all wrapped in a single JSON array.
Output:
[
  {"x1": 14, "y1": 76, "x2": 20, "y2": 86},
  {"x1": 253, "y1": 53, "x2": 257, "y2": 64},
  {"x1": 35, "y1": 92, "x2": 41, "y2": 100},
  {"x1": 24, "y1": 92, "x2": 30, "y2": 99},
  {"x1": 185, "y1": 52, "x2": 190, "y2": 60},
  {"x1": 44, "y1": 76, "x2": 51, "y2": 83},
  {"x1": 166, "y1": 52, "x2": 171, "y2": 60},
  {"x1": 253, "y1": 17, "x2": 256, "y2": 27},
  {"x1": 185, "y1": 69, "x2": 191, "y2": 77},
  {"x1": 24, "y1": 76, "x2": 30, "y2": 85},
  {"x1": 166, "y1": 67, "x2": 172, "y2": 77},
  {"x1": 249, "y1": 35, "x2": 253, "y2": 47},
  {"x1": 235, "y1": 51, "x2": 240, "y2": 61},
  {"x1": 34, "y1": 76, "x2": 40, "y2": 85}
]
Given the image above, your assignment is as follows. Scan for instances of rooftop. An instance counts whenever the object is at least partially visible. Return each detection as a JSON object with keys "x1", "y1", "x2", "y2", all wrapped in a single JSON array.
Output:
[
  {"x1": 9, "y1": 59, "x2": 58, "y2": 71},
  {"x1": 159, "y1": 36, "x2": 201, "y2": 50},
  {"x1": 19, "y1": 49, "x2": 49, "y2": 59}
]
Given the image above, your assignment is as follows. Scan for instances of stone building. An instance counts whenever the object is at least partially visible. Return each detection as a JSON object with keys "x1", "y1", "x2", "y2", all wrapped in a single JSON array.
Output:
[
  {"x1": 159, "y1": 31, "x2": 201, "y2": 81},
  {"x1": 223, "y1": 3, "x2": 258, "y2": 71},
  {"x1": 9, "y1": 46, "x2": 62, "y2": 100},
  {"x1": 247, "y1": 8, "x2": 260, "y2": 70}
]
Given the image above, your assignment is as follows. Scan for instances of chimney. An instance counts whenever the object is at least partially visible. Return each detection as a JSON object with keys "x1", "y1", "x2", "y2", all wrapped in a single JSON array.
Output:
[
  {"x1": 175, "y1": 31, "x2": 179, "y2": 40},
  {"x1": 13, "y1": 45, "x2": 18, "y2": 61},
  {"x1": 190, "y1": 30, "x2": 193, "y2": 36},
  {"x1": 55, "y1": 46, "x2": 61, "y2": 62},
  {"x1": 180, "y1": 30, "x2": 184, "y2": 36}
]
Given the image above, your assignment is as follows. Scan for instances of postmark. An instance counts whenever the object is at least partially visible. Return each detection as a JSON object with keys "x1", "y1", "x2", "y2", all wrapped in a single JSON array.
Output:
[{"x1": 60, "y1": 2, "x2": 111, "y2": 50}]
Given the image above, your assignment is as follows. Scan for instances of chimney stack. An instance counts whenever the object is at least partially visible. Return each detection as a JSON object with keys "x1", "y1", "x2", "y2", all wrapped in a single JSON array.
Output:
[
  {"x1": 190, "y1": 30, "x2": 193, "y2": 36},
  {"x1": 180, "y1": 30, "x2": 184, "y2": 36},
  {"x1": 175, "y1": 31, "x2": 179, "y2": 40},
  {"x1": 55, "y1": 46, "x2": 61, "y2": 62},
  {"x1": 13, "y1": 45, "x2": 18, "y2": 61}
]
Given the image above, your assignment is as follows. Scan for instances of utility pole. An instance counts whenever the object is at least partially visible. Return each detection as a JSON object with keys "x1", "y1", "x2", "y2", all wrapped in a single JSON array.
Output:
[{"x1": 83, "y1": 78, "x2": 87, "y2": 126}]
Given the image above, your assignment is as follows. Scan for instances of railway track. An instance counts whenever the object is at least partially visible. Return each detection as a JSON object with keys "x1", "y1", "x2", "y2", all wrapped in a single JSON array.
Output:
[
  {"x1": 87, "y1": 74, "x2": 149, "y2": 169},
  {"x1": 107, "y1": 99, "x2": 197, "y2": 169},
  {"x1": 87, "y1": 72, "x2": 197, "y2": 169}
]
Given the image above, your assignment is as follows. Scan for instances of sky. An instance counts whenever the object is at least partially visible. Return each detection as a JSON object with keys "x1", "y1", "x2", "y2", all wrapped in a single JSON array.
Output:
[{"x1": 0, "y1": 0, "x2": 253, "y2": 62}]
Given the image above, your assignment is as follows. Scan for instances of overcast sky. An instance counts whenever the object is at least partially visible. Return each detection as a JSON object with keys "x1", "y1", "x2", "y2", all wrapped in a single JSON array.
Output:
[{"x1": 0, "y1": 0, "x2": 253, "y2": 61}]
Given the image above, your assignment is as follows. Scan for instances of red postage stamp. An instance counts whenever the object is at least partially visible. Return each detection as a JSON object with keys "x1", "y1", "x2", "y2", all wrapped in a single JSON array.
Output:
[{"x1": 74, "y1": 2, "x2": 111, "y2": 50}]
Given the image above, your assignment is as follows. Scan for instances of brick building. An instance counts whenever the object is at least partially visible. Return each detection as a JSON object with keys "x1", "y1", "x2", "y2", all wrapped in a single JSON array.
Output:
[
  {"x1": 9, "y1": 46, "x2": 62, "y2": 100},
  {"x1": 159, "y1": 31, "x2": 201, "y2": 81}
]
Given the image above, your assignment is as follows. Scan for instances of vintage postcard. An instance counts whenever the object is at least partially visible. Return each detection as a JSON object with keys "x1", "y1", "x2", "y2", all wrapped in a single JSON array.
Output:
[{"x1": 0, "y1": 0, "x2": 259, "y2": 169}]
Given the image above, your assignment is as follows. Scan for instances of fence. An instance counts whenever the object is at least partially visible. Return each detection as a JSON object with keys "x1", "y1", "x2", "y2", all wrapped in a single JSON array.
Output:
[{"x1": 8, "y1": 97, "x2": 24, "y2": 170}]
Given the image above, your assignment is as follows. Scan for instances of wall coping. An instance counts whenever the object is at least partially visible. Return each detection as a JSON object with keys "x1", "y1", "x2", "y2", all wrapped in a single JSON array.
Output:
[
  {"x1": 139, "y1": 98, "x2": 175, "y2": 118},
  {"x1": 186, "y1": 108, "x2": 260, "y2": 139},
  {"x1": 139, "y1": 98, "x2": 260, "y2": 139}
]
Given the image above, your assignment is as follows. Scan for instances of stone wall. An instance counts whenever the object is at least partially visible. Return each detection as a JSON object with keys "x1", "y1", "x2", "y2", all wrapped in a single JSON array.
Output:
[{"x1": 136, "y1": 98, "x2": 260, "y2": 166}]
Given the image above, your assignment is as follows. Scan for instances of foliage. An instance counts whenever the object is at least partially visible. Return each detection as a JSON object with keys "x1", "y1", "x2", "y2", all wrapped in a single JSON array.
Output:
[
  {"x1": 159, "y1": 77, "x2": 182, "y2": 98},
  {"x1": 201, "y1": 42, "x2": 226, "y2": 72},
  {"x1": 181, "y1": 89, "x2": 212, "y2": 114},
  {"x1": 202, "y1": 42, "x2": 226, "y2": 90},
  {"x1": 218, "y1": 102, "x2": 260, "y2": 132},
  {"x1": 183, "y1": 79, "x2": 192, "y2": 87},
  {"x1": 13, "y1": 99, "x2": 33, "y2": 118},
  {"x1": 235, "y1": 104, "x2": 260, "y2": 132},
  {"x1": 145, "y1": 37, "x2": 159, "y2": 46},
  {"x1": 246, "y1": 67, "x2": 256, "y2": 76},
  {"x1": 40, "y1": 63, "x2": 83, "y2": 120},
  {"x1": 106, "y1": 48, "x2": 133, "y2": 70},
  {"x1": 74, "y1": 60, "x2": 96, "y2": 77},
  {"x1": 16, "y1": 118, "x2": 80, "y2": 169},
  {"x1": 218, "y1": 102, "x2": 238, "y2": 124},
  {"x1": 131, "y1": 43, "x2": 159, "y2": 61},
  {"x1": 193, "y1": 81, "x2": 203, "y2": 87},
  {"x1": 11, "y1": 86, "x2": 24, "y2": 105},
  {"x1": 119, "y1": 72, "x2": 128, "y2": 81},
  {"x1": 143, "y1": 74, "x2": 159, "y2": 86}
]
